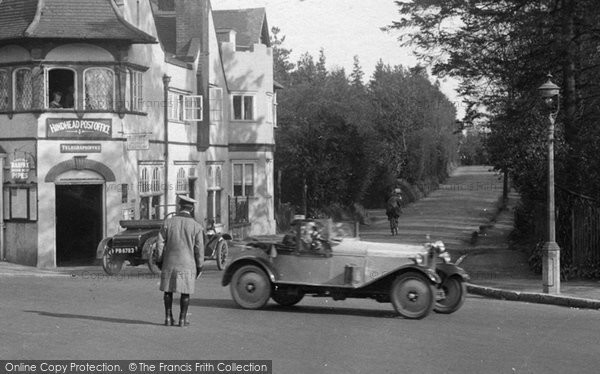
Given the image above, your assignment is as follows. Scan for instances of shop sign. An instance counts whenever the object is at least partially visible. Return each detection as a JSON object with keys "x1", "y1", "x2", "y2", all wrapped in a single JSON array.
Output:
[
  {"x1": 126, "y1": 134, "x2": 150, "y2": 150},
  {"x1": 11, "y1": 158, "x2": 30, "y2": 180},
  {"x1": 47, "y1": 118, "x2": 112, "y2": 139},
  {"x1": 60, "y1": 144, "x2": 102, "y2": 153}
]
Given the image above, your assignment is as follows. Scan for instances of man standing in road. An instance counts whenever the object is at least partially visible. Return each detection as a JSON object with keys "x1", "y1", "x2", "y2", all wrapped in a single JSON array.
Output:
[{"x1": 156, "y1": 196, "x2": 204, "y2": 327}]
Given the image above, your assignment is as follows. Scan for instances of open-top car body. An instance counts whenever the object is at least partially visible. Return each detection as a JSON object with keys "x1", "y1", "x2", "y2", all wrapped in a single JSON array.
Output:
[{"x1": 222, "y1": 219, "x2": 469, "y2": 319}]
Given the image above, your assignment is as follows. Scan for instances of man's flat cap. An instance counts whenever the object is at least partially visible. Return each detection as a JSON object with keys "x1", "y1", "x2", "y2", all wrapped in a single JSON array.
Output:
[{"x1": 178, "y1": 195, "x2": 197, "y2": 205}]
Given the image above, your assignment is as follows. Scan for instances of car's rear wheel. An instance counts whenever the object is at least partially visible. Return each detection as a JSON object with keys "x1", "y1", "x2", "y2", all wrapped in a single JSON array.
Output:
[
  {"x1": 145, "y1": 237, "x2": 161, "y2": 274},
  {"x1": 230, "y1": 265, "x2": 271, "y2": 309},
  {"x1": 102, "y1": 249, "x2": 123, "y2": 275},
  {"x1": 216, "y1": 240, "x2": 228, "y2": 271},
  {"x1": 434, "y1": 275, "x2": 466, "y2": 314},
  {"x1": 272, "y1": 288, "x2": 304, "y2": 306},
  {"x1": 390, "y1": 271, "x2": 435, "y2": 319}
]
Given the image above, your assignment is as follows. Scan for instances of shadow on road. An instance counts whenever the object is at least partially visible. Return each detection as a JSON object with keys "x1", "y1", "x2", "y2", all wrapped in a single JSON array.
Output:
[
  {"x1": 190, "y1": 298, "x2": 400, "y2": 319},
  {"x1": 24, "y1": 310, "x2": 160, "y2": 326}
]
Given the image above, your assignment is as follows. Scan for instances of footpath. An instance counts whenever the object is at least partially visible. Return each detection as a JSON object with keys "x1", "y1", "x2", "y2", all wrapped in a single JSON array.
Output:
[{"x1": 360, "y1": 165, "x2": 600, "y2": 310}]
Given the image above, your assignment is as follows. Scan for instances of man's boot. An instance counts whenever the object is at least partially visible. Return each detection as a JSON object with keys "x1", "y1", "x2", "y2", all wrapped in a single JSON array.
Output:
[
  {"x1": 163, "y1": 292, "x2": 174, "y2": 326},
  {"x1": 179, "y1": 293, "x2": 190, "y2": 327}
]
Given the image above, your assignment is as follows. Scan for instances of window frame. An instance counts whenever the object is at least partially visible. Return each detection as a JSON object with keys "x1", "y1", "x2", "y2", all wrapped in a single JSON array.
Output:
[
  {"x1": 231, "y1": 93, "x2": 255, "y2": 121},
  {"x1": 0, "y1": 69, "x2": 9, "y2": 111},
  {"x1": 13, "y1": 67, "x2": 33, "y2": 111},
  {"x1": 3, "y1": 184, "x2": 38, "y2": 222},
  {"x1": 129, "y1": 69, "x2": 144, "y2": 112},
  {"x1": 46, "y1": 67, "x2": 77, "y2": 110},
  {"x1": 183, "y1": 95, "x2": 203, "y2": 121},
  {"x1": 206, "y1": 163, "x2": 223, "y2": 224},
  {"x1": 209, "y1": 87, "x2": 223, "y2": 125},
  {"x1": 83, "y1": 67, "x2": 115, "y2": 110},
  {"x1": 175, "y1": 167, "x2": 189, "y2": 194},
  {"x1": 232, "y1": 162, "x2": 255, "y2": 197}
]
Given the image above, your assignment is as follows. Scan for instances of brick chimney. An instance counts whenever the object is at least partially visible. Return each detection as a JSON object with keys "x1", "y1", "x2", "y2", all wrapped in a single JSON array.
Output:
[{"x1": 175, "y1": 0, "x2": 208, "y2": 58}]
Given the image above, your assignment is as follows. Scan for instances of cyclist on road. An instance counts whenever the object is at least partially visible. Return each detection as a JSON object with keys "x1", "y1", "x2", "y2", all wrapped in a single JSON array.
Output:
[{"x1": 386, "y1": 188, "x2": 403, "y2": 235}]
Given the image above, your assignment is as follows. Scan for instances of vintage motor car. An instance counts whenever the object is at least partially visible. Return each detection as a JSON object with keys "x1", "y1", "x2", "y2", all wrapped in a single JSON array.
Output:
[
  {"x1": 222, "y1": 219, "x2": 469, "y2": 319},
  {"x1": 96, "y1": 217, "x2": 231, "y2": 275}
]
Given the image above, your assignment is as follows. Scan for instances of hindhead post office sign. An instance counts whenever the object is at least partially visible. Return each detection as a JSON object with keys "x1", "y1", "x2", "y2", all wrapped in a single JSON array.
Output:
[{"x1": 46, "y1": 118, "x2": 112, "y2": 139}]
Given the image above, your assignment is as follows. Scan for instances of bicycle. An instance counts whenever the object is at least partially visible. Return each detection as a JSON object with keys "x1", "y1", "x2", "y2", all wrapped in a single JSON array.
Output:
[{"x1": 388, "y1": 214, "x2": 399, "y2": 236}]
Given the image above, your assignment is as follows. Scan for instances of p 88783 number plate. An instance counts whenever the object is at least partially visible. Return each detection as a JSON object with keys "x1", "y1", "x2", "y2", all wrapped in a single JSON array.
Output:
[{"x1": 111, "y1": 247, "x2": 137, "y2": 254}]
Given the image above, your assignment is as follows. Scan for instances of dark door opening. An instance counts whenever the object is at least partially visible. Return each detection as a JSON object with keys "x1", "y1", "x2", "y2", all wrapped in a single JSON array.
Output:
[{"x1": 56, "y1": 184, "x2": 103, "y2": 266}]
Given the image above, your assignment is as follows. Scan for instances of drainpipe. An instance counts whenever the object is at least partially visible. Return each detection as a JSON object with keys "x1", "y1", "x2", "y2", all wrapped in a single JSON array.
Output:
[
  {"x1": 0, "y1": 150, "x2": 6, "y2": 261},
  {"x1": 163, "y1": 75, "x2": 171, "y2": 216}
]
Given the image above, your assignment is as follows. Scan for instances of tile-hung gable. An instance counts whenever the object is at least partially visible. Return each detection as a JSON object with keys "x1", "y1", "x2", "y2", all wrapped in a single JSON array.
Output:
[
  {"x1": 0, "y1": 0, "x2": 155, "y2": 43},
  {"x1": 212, "y1": 8, "x2": 270, "y2": 50}
]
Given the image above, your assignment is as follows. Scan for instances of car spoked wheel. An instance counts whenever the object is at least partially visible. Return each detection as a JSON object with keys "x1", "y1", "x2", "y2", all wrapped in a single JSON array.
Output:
[
  {"x1": 230, "y1": 265, "x2": 271, "y2": 309},
  {"x1": 145, "y1": 237, "x2": 161, "y2": 274},
  {"x1": 434, "y1": 275, "x2": 466, "y2": 314},
  {"x1": 390, "y1": 272, "x2": 435, "y2": 319},
  {"x1": 216, "y1": 240, "x2": 228, "y2": 270},
  {"x1": 102, "y1": 249, "x2": 123, "y2": 275}
]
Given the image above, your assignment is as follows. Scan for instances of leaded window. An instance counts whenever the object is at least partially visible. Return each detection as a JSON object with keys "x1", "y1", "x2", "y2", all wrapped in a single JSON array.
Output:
[
  {"x1": 84, "y1": 68, "x2": 114, "y2": 110},
  {"x1": 139, "y1": 167, "x2": 150, "y2": 193},
  {"x1": 0, "y1": 70, "x2": 8, "y2": 110},
  {"x1": 176, "y1": 167, "x2": 188, "y2": 193},
  {"x1": 14, "y1": 68, "x2": 32, "y2": 110}
]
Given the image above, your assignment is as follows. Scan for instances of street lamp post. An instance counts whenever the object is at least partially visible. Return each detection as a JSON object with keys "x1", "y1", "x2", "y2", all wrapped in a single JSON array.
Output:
[{"x1": 537, "y1": 74, "x2": 561, "y2": 294}]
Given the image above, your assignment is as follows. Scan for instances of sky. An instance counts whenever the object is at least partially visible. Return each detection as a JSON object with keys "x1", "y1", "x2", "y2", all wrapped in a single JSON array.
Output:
[{"x1": 212, "y1": 0, "x2": 464, "y2": 117}]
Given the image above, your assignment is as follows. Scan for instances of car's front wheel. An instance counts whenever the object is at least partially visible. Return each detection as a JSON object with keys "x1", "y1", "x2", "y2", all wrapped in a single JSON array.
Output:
[
  {"x1": 230, "y1": 265, "x2": 271, "y2": 309},
  {"x1": 145, "y1": 237, "x2": 161, "y2": 274},
  {"x1": 102, "y1": 249, "x2": 123, "y2": 275},
  {"x1": 434, "y1": 275, "x2": 466, "y2": 314},
  {"x1": 216, "y1": 240, "x2": 228, "y2": 271},
  {"x1": 390, "y1": 271, "x2": 435, "y2": 319}
]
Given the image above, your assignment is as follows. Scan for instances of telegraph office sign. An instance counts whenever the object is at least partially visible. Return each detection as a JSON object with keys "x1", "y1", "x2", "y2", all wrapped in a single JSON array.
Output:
[{"x1": 47, "y1": 118, "x2": 112, "y2": 139}]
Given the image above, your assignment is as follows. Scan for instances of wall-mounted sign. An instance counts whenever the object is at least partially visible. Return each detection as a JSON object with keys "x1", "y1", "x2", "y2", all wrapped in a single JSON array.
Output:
[
  {"x1": 47, "y1": 119, "x2": 112, "y2": 139},
  {"x1": 126, "y1": 134, "x2": 150, "y2": 150},
  {"x1": 60, "y1": 144, "x2": 102, "y2": 153},
  {"x1": 11, "y1": 158, "x2": 30, "y2": 180}
]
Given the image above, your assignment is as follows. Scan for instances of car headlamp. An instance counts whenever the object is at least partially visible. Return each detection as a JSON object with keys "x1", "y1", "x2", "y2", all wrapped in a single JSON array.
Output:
[
  {"x1": 438, "y1": 251, "x2": 451, "y2": 264},
  {"x1": 412, "y1": 253, "x2": 425, "y2": 265}
]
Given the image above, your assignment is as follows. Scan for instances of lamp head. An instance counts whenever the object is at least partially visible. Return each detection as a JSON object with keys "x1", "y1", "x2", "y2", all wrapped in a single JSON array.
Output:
[{"x1": 538, "y1": 73, "x2": 560, "y2": 99}]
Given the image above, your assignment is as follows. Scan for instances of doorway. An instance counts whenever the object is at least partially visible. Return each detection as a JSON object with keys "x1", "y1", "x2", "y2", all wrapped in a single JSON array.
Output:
[{"x1": 56, "y1": 184, "x2": 103, "y2": 266}]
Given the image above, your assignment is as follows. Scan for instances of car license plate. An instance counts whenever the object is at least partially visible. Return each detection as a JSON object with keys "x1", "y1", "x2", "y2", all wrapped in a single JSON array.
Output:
[{"x1": 112, "y1": 247, "x2": 136, "y2": 254}]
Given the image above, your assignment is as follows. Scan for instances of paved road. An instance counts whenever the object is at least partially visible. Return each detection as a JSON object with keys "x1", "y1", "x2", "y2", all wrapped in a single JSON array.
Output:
[
  {"x1": 1, "y1": 265, "x2": 599, "y2": 374},
  {"x1": 3, "y1": 166, "x2": 598, "y2": 373},
  {"x1": 361, "y1": 165, "x2": 503, "y2": 253}
]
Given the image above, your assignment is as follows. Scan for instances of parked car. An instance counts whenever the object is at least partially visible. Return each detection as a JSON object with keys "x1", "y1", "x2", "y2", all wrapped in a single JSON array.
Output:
[
  {"x1": 222, "y1": 219, "x2": 469, "y2": 319},
  {"x1": 97, "y1": 217, "x2": 231, "y2": 275}
]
